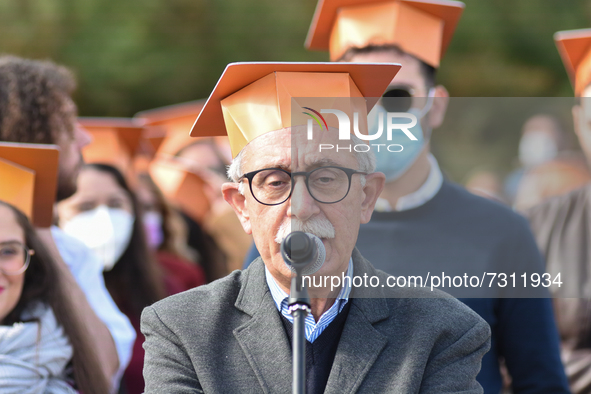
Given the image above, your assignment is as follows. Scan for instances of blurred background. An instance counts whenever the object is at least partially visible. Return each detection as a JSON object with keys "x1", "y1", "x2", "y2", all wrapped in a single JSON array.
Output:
[{"x1": 0, "y1": 0, "x2": 589, "y2": 193}]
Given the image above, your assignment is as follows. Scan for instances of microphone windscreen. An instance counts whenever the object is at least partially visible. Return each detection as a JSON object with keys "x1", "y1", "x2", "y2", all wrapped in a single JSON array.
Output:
[{"x1": 284, "y1": 233, "x2": 326, "y2": 276}]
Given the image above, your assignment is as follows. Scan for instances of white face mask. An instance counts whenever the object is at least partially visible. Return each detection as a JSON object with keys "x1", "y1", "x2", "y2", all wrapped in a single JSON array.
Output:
[
  {"x1": 518, "y1": 131, "x2": 558, "y2": 168},
  {"x1": 62, "y1": 206, "x2": 135, "y2": 271}
]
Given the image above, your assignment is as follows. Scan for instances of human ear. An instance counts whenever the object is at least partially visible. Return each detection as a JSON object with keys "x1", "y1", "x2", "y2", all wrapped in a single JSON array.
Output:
[
  {"x1": 427, "y1": 85, "x2": 449, "y2": 130},
  {"x1": 221, "y1": 182, "x2": 252, "y2": 234},
  {"x1": 573, "y1": 104, "x2": 582, "y2": 140},
  {"x1": 360, "y1": 172, "x2": 386, "y2": 224}
]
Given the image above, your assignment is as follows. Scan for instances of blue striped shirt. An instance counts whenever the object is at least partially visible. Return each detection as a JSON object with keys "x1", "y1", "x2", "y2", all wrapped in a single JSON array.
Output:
[{"x1": 265, "y1": 259, "x2": 353, "y2": 343}]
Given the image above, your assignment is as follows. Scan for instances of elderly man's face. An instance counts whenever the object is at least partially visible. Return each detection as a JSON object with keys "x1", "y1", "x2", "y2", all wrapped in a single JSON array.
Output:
[{"x1": 222, "y1": 127, "x2": 384, "y2": 288}]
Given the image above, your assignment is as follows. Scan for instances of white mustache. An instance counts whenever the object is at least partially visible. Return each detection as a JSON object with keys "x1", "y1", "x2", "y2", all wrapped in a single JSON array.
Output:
[{"x1": 275, "y1": 217, "x2": 336, "y2": 244}]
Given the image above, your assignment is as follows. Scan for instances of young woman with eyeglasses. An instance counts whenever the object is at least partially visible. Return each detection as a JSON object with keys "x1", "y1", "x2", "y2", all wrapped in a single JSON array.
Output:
[{"x1": 0, "y1": 200, "x2": 110, "y2": 394}]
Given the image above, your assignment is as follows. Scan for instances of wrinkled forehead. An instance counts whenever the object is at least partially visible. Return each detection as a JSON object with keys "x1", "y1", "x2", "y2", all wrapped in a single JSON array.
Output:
[{"x1": 241, "y1": 126, "x2": 358, "y2": 172}]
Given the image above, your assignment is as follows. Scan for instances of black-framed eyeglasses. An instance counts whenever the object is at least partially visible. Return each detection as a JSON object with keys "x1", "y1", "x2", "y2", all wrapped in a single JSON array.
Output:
[
  {"x1": 240, "y1": 166, "x2": 367, "y2": 206},
  {"x1": 0, "y1": 241, "x2": 34, "y2": 275}
]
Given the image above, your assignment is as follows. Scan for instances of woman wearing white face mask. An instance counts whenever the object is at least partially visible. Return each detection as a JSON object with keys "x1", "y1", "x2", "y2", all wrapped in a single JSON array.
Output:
[{"x1": 56, "y1": 164, "x2": 175, "y2": 394}]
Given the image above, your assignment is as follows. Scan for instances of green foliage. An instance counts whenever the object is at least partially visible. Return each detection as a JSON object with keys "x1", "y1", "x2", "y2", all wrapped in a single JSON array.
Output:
[
  {"x1": 0, "y1": 0, "x2": 587, "y2": 115},
  {"x1": 0, "y1": 0, "x2": 589, "y2": 183}
]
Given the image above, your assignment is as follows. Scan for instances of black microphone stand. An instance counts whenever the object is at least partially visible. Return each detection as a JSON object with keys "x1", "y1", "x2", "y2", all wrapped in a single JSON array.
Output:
[
  {"x1": 281, "y1": 232, "x2": 315, "y2": 394},
  {"x1": 288, "y1": 267, "x2": 310, "y2": 394}
]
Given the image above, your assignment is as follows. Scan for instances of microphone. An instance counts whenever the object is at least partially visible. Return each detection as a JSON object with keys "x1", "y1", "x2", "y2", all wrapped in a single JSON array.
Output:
[{"x1": 281, "y1": 231, "x2": 326, "y2": 276}]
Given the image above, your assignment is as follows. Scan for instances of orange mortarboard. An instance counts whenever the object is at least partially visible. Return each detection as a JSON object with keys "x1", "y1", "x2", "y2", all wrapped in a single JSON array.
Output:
[
  {"x1": 131, "y1": 125, "x2": 168, "y2": 174},
  {"x1": 0, "y1": 142, "x2": 59, "y2": 227},
  {"x1": 554, "y1": 29, "x2": 591, "y2": 96},
  {"x1": 79, "y1": 117, "x2": 145, "y2": 175},
  {"x1": 190, "y1": 62, "x2": 401, "y2": 158},
  {"x1": 141, "y1": 125, "x2": 168, "y2": 154},
  {"x1": 305, "y1": 0, "x2": 464, "y2": 67},
  {"x1": 149, "y1": 156, "x2": 210, "y2": 223},
  {"x1": 136, "y1": 100, "x2": 208, "y2": 156}
]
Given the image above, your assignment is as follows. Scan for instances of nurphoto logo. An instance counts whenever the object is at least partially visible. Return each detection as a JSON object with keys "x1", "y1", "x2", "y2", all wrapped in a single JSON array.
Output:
[{"x1": 304, "y1": 108, "x2": 418, "y2": 153}]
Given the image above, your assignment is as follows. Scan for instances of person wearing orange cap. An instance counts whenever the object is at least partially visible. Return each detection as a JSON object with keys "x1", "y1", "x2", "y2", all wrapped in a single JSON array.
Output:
[
  {"x1": 300, "y1": 0, "x2": 570, "y2": 392},
  {"x1": 0, "y1": 55, "x2": 135, "y2": 390},
  {"x1": 140, "y1": 62, "x2": 491, "y2": 392},
  {"x1": 0, "y1": 144, "x2": 111, "y2": 393},
  {"x1": 137, "y1": 102, "x2": 250, "y2": 278},
  {"x1": 524, "y1": 28, "x2": 591, "y2": 393}
]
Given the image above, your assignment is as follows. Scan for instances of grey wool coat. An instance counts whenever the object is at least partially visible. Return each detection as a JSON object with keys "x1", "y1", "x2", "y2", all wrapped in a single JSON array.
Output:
[{"x1": 141, "y1": 248, "x2": 491, "y2": 393}]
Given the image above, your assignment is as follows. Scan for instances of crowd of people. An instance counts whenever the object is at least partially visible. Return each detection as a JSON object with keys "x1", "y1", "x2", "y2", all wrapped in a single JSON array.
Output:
[{"x1": 2, "y1": 0, "x2": 591, "y2": 393}]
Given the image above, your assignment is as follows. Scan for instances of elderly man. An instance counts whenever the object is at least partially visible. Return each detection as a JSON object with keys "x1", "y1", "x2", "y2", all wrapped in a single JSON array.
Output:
[
  {"x1": 141, "y1": 62, "x2": 490, "y2": 393},
  {"x1": 525, "y1": 28, "x2": 591, "y2": 393}
]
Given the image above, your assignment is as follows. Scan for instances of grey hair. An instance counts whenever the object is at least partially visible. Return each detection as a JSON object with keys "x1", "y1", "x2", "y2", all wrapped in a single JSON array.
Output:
[
  {"x1": 227, "y1": 147, "x2": 246, "y2": 183},
  {"x1": 227, "y1": 148, "x2": 248, "y2": 195},
  {"x1": 227, "y1": 133, "x2": 376, "y2": 194}
]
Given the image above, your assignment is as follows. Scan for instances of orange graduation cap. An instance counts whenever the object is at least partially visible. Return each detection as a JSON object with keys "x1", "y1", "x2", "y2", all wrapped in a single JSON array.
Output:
[
  {"x1": 149, "y1": 156, "x2": 211, "y2": 223},
  {"x1": 190, "y1": 62, "x2": 401, "y2": 158},
  {"x1": 135, "y1": 100, "x2": 208, "y2": 157},
  {"x1": 79, "y1": 117, "x2": 145, "y2": 176},
  {"x1": 141, "y1": 125, "x2": 168, "y2": 155},
  {"x1": 305, "y1": 0, "x2": 464, "y2": 67},
  {"x1": 137, "y1": 102, "x2": 227, "y2": 223},
  {"x1": 555, "y1": 29, "x2": 591, "y2": 97},
  {"x1": 131, "y1": 125, "x2": 168, "y2": 174},
  {"x1": 0, "y1": 142, "x2": 59, "y2": 227}
]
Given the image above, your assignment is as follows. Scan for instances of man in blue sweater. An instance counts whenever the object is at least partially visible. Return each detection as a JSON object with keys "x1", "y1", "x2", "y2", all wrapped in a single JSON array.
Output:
[{"x1": 302, "y1": 0, "x2": 569, "y2": 392}]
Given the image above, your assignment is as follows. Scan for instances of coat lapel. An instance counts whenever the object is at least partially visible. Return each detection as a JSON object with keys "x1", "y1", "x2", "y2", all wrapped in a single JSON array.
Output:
[
  {"x1": 324, "y1": 249, "x2": 391, "y2": 394},
  {"x1": 324, "y1": 300, "x2": 389, "y2": 394},
  {"x1": 233, "y1": 258, "x2": 293, "y2": 394},
  {"x1": 233, "y1": 252, "x2": 392, "y2": 393}
]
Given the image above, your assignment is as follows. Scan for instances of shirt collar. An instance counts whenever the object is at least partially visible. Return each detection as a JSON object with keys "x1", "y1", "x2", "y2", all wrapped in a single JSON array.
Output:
[
  {"x1": 265, "y1": 257, "x2": 353, "y2": 312},
  {"x1": 375, "y1": 153, "x2": 443, "y2": 212}
]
